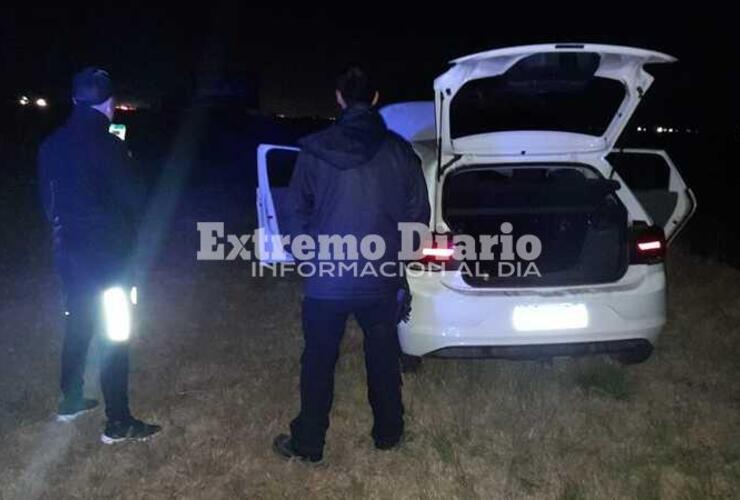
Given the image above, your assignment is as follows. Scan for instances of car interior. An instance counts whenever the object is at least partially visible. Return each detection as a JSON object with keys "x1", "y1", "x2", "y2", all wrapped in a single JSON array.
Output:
[{"x1": 443, "y1": 165, "x2": 629, "y2": 286}]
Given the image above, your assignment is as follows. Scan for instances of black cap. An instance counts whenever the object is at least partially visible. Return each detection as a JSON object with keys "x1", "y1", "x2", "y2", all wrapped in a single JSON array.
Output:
[{"x1": 72, "y1": 67, "x2": 113, "y2": 106}]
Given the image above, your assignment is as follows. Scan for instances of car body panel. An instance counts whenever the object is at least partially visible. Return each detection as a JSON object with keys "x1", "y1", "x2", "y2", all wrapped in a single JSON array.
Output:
[
  {"x1": 399, "y1": 264, "x2": 666, "y2": 356},
  {"x1": 379, "y1": 101, "x2": 436, "y2": 142}
]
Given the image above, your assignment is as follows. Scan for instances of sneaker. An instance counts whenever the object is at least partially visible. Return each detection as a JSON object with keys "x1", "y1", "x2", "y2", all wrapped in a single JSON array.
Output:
[
  {"x1": 56, "y1": 398, "x2": 99, "y2": 422},
  {"x1": 101, "y1": 418, "x2": 161, "y2": 445},
  {"x1": 272, "y1": 434, "x2": 323, "y2": 464},
  {"x1": 375, "y1": 434, "x2": 404, "y2": 451}
]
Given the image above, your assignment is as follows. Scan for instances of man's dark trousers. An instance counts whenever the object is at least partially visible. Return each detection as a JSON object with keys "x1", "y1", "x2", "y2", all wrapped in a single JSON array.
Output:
[
  {"x1": 290, "y1": 295, "x2": 404, "y2": 456},
  {"x1": 60, "y1": 279, "x2": 131, "y2": 422}
]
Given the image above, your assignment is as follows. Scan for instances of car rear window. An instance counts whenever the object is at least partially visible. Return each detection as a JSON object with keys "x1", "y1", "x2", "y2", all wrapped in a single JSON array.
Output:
[
  {"x1": 266, "y1": 148, "x2": 298, "y2": 187},
  {"x1": 450, "y1": 52, "x2": 625, "y2": 138},
  {"x1": 606, "y1": 152, "x2": 670, "y2": 190}
]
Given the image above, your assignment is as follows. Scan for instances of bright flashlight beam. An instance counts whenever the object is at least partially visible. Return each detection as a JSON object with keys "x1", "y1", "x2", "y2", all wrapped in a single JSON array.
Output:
[{"x1": 102, "y1": 287, "x2": 131, "y2": 342}]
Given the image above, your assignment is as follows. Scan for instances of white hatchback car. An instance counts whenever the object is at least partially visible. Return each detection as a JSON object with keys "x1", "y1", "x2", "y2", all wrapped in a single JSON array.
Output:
[{"x1": 256, "y1": 44, "x2": 696, "y2": 364}]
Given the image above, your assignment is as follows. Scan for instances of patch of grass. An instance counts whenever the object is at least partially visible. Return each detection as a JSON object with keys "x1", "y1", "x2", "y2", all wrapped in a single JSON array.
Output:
[
  {"x1": 430, "y1": 430, "x2": 456, "y2": 464},
  {"x1": 348, "y1": 476, "x2": 365, "y2": 498},
  {"x1": 630, "y1": 466, "x2": 662, "y2": 500},
  {"x1": 574, "y1": 362, "x2": 634, "y2": 401},
  {"x1": 3, "y1": 246, "x2": 740, "y2": 498},
  {"x1": 559, "y1": 480, "x2": 587, "y2": 500}
]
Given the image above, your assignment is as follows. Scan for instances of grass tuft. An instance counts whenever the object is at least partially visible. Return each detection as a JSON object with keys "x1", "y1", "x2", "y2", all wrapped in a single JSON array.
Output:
[{"x1": 573, "y1": 362, "x2": 634, "y2": 401}]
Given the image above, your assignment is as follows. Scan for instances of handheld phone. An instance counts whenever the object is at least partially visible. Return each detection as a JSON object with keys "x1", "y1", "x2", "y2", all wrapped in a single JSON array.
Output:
[{"x1": 108, "y1": 123, "x2": 127, "y2": 141}]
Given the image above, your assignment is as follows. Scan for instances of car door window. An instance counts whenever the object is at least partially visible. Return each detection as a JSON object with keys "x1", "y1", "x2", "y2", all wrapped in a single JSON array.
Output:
[
  {"x1": 256, "y1": 144, "x2": 300, "y2": 262},
  {"x1": 607, "y1": 149, "x2": 696, "y2": 241},
  {"x1": 265, "y1": 148, "x2": 299, "y2": 233}
]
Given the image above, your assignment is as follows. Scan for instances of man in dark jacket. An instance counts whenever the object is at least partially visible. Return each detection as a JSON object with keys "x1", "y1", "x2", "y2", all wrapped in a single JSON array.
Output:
[
  {"x1": 273, "y1": 66, "x2": 430, "y2": 463},
  {"x1": 38, "y1": 68, "x2": 160, "y2": 444}
]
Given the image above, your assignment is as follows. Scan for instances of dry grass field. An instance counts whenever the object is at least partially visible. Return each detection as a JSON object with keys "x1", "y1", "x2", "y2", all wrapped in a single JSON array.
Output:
[{"x1": 1, "y1": 243, "x2": 739, "y2": 499}]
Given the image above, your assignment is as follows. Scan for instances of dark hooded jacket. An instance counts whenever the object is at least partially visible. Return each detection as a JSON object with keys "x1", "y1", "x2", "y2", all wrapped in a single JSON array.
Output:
[
  {"x1": 38, "y1": 105, "x2": 144, "y2": 289},
  {"x1": 287, "y1": 103, "x2": 430, "y2": 299}
]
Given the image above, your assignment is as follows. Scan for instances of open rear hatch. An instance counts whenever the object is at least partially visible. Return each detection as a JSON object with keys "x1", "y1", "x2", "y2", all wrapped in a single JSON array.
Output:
[
  {"x1": 430, "y1": 44, "x2": 679, "y2": 288},
  {"x1": 434, "y1": 44, "x2": 676, "y2": 156}
]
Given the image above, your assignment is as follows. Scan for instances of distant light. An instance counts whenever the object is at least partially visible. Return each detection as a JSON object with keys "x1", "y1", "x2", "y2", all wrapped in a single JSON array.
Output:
[
  {"x1": 115, "y1": 104, "x2": 136, "y2": 111},
  {"x1": 130, "y1": 286, "x2": 138, "y2": 305},
  {"x1": 656, "y1": 126, "x2": 664, "y2": 134},
  {"x1": 19, "y1": 96, "x2": 29, "y2": 106},
  {"x1": 35, "y1": 98, "x2": 48, "y2": 108}
]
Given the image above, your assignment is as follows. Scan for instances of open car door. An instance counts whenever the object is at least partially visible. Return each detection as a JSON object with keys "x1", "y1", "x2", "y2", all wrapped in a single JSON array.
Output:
[
  {"x1": 607, "y1": 148, "x2": 697, "y2": 242},
  {"x1": 256, "y1": 144, "x2": 300, "y2": 263}
]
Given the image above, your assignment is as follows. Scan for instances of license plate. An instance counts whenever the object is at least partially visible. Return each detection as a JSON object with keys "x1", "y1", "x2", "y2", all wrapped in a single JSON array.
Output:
[{"x1": 512, "y1": 303, "x2": 589, "y2": 332}]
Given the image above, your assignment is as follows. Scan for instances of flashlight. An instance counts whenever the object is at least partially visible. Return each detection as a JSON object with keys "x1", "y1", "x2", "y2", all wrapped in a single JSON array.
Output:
[{"x1": 102, "y1": 287, "x2": 131, "y2": 342}]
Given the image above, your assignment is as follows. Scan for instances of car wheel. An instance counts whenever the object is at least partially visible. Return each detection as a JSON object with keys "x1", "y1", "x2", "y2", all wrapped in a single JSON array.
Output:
[
  {"x1": 400, "y1": 353, "x2": 422, "y2": 373},
  {"x1": 612, "y1": 344, "x2": 653, "y2": 365}
]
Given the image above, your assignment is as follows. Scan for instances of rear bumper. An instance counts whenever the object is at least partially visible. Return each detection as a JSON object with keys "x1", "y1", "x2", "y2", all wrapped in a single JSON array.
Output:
[
  {"x1": 399, "y1": 265, "x2": 666, "y2": 357},
  {"x1": 429, "y1": 339, "x2": 652, "y2": 359}
]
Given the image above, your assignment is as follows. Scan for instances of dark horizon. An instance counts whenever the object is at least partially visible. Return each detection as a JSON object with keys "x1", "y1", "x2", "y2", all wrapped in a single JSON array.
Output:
[{"x1": 1, "y1": 6, "x2": 736, "y2": 128}]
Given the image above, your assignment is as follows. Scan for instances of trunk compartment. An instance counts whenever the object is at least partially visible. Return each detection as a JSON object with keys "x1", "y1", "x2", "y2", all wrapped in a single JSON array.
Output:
[{"x1": 443, "y1": 165, "x2": 629, "y2": 287}]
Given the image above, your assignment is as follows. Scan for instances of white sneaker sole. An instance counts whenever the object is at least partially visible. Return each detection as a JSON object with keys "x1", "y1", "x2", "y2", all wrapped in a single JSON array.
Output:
[
  {"x1": 100, "y1": 433, "x2": 158, "y2": 445},
  {"x1": 100, "y1": 434, "x2": 126, "y2": 445},
  {"x1": 56, "y1": 407, "x2": 96, "y2": 422}
]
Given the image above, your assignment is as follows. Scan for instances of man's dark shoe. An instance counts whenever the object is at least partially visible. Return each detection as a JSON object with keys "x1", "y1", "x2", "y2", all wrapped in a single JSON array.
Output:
[
  {"x1": 272, "y1": 434, "x2": 323, "y2": 464},
  {"x1": 101, "y1": 418, "x2": 161, "y2": 445},
  {"x1": 375, "y1": 434, "x2": 404, "y2": 451},
  {"x1": 56, "y1": 398, "x2": 99, "y2": 422}
]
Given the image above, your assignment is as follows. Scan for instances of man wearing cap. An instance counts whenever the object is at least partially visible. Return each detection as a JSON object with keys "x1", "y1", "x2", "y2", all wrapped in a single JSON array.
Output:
[{"x1": 38, "y1": 67, "x2": 161, "y2": 443}]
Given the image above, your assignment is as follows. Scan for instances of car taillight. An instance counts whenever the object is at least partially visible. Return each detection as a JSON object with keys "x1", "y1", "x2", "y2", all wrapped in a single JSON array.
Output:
[
  {"x1": 631, "y1": 224, "x2": 666, "y2": 264},
  {"x1": 417, "y1": 234, "x2": 458, "y2": 270}
]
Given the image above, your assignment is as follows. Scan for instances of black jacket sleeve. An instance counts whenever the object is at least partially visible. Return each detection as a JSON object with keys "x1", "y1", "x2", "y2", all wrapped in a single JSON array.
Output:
[
  {"x1": 106, "y1": 137, "x2": 146, "y2": 226},
  {"x1": 402, "y1": 147, "x2": 431, "y2": 226}
]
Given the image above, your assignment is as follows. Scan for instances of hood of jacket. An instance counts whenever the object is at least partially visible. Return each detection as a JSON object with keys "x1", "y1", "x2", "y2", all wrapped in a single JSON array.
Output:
[
  {"x1": 67, "y1": 104, "x2": 111, "y2": 133},
  {"x1": 298, "y1": 103, "x2": 388, "y2": 170}
]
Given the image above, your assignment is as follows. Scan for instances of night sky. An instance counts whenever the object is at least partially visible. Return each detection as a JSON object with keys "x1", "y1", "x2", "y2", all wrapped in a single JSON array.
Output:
[{"x1": 1, "y1": 5, "x2": 735, "y2": 128}]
